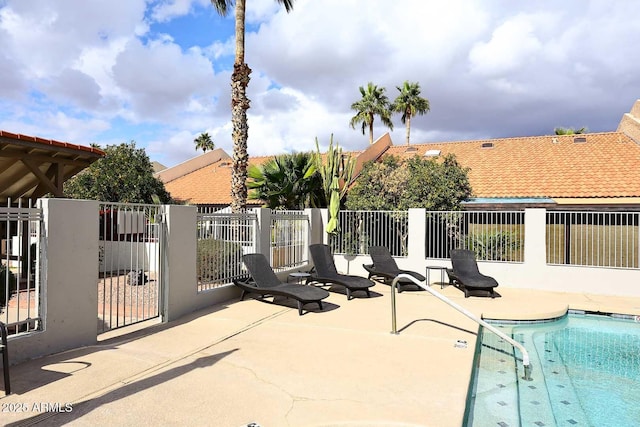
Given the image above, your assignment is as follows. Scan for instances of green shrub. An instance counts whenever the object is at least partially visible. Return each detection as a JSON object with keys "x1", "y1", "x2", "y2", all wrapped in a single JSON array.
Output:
[
  {"x1": 0, "y1": 264, "x2": 18, "y2": 308},
  {"x1": 464, "y1": 231, "x2": 522, "y2": 262},
  {"x1": 197, "y1": 239, "x2": 244, "y2": 283}
]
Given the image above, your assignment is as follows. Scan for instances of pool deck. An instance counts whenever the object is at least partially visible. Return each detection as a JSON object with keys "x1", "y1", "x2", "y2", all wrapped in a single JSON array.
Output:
[{"x1": 2, "y1": 283, "x2": 640, "y2": 426}]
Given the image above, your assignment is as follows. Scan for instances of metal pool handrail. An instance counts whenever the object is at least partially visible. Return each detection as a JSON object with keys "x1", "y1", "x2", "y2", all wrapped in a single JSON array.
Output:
[{"x1": 390, "y1": 274, "x2": 532, "y2": 381}]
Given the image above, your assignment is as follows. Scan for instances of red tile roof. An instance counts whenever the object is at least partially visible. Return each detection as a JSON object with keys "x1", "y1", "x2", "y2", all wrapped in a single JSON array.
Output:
[
  {"x1": 160, "y1": 101, "x2": 640, "y2": 207},
  {"x1": 0, "y1": 130, "x2": 105, "y2": 155},
  {"x1": 164, "y1": 156, "x2": 271, "y2": 205},
  {"x1": 386, "y1": 132, "x2": 640, "y2": 199},
  {"x1": 162, "y1": 135, "x2": 391, "y2": 207}
]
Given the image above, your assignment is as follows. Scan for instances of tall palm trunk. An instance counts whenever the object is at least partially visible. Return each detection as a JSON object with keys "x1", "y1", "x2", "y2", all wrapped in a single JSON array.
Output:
[
  {"x1": 405, "y1": 110, "x2": 412, "y2": 145},
  {"x1": 368, "y1": 113, "x2": 374, "y2": 144},
  {"x1": 230, "y1": 0, "x2": 250, "y2": 213}
]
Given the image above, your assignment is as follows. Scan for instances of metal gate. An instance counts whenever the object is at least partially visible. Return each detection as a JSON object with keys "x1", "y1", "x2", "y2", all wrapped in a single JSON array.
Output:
[
  {"x1": 1, "y1": 199, "x2": 42, "y2": 336},
  {"x1": 98, "y1": 202, "x2": 165, "y2": 333}
]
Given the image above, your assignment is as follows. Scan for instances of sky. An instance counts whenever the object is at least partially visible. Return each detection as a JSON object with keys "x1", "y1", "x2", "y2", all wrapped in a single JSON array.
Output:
[{"x1": 1, "y1": 0, "x2": 639, "y2": 168}]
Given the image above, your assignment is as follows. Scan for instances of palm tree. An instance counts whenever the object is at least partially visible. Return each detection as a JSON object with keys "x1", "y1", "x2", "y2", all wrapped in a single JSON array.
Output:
[
  {"x1": 210, "y1": 0, "x2": 295, "y2": 212},
  {"x1": 194, "y1": 132, "x2": 215, "y2": 153},
  {"x1": 247, "y1": 152, "x2": 323, "y2": 209},
  {"x1": 349, "y1": 82, "x2": 394, "y2": 144},
  {"x1": 554, "y1": 127, "x2": 588, "y2": 135},
  {"x1": 391, "y1": 81, "x2": 430, "y2": 145}
]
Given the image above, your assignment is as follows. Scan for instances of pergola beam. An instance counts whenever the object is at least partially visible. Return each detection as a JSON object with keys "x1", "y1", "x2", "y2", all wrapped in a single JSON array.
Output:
[{"x1": 21, "y1": 159, "x2": 64, "y2": 197}]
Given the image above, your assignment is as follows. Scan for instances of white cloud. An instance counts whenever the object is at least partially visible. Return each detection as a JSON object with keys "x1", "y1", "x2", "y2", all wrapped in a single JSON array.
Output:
[
  {"x1": 151, "y1": 0, "x2": 208, "y2": 23},
  {"x1": 41, "y1": 69, "x2": 102, "y2": 109},
  {"x1": 0, "y1": 52, "x2": 26, "y2": 99},
  {"x1": 112, "y1": 37, "x2": 216, "y2": 120},
  {"x1": 245, "y1": 0, "x2": 289, "y2": 23},
  {"x1": 206, "y1": 38, "x2": 235, "y2": 61},
  {"x1": 244, "y1": 86, "x2": 359, "y2": 156},
  {"x1": 43, "y1": 111, "x2": 111, "y2": 142},
  {"x1": 246, "y1": 0, "x2": 638, "y2": 144},
  {"x1": 248, "y1": 0, "x2": 489, "y2": 98},
  {"x1": 3, "y1": 109, "x2": 111, "y2": 144},
  {"x1": 1, "y1": 0, "x2": 639, "y2": 167},
  {"x1": 146, "y1": 129, "x2": 200, "y2": 164},
  {"x1": 468, "y1": 14, "x2": 547, "y2": 78},
  {"x1": 73, "y1": 37, "x2": 131, "y2": 109},
  {"x1": 0, "y1": 0, "x2": 148, "y2": 77}
]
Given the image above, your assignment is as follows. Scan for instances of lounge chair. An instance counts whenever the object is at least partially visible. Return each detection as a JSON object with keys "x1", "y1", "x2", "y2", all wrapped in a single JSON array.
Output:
[
  {"x1": 308, "y1": 244, "x2": 374, "y2": 299},
  {"x1": 363, "y1": 246, "x2": 425, "y2": 292},
  {"x1": 234, "y1": 253, "x2": 330, "y2": 315},
  {"x1": 446, "y1": 249, "x2": 500, "y2": 298},
  {"x1": 1, "y1": 321, "x2": 10, "y2": 395}
]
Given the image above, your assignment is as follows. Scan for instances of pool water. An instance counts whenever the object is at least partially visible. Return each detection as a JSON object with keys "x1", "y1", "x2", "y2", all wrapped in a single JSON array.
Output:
[{"x1": 464, "y1": 312, "x2": 640, "y2": 426}]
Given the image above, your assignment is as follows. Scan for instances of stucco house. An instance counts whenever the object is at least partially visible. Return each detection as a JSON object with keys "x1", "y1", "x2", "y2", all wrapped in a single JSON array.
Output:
[
  {"x1": 158, "y1": 100, "x2": 640, "y2": 211},
  {"x1": 156, "y1": 137, "x2": 390, "y2": 210}
]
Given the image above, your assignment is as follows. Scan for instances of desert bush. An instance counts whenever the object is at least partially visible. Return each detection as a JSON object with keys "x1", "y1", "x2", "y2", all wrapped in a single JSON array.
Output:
[
  {"x1": 197, "y1": 239, "x2": 244, "y2": 283},
  {"x1": 464, "y1": 231, "x2": 522, "y2": 262}
]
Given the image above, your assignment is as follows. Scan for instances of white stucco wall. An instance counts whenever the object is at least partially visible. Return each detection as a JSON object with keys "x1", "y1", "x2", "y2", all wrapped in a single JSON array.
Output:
[
  {"x1": 331, "y1": 208, "x2": 640, "y2": 298},
  {"x1": 9, "y1": 199, "x2": 100, "y2": 364},
  {"x1": 9, "y1": 204, "x2": 639, "y2": 365}
]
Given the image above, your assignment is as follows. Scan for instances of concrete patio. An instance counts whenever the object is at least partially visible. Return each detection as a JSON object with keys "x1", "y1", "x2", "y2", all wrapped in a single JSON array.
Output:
[{"x1": 3, "y1": 282, "x2": 640, "y2": 427}]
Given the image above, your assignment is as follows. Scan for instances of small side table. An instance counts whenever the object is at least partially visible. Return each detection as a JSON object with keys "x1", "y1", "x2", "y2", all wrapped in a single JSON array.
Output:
[
  {"x1": 288, "y1": 272, "x2": 311, "y2": 284},
  {"x1": 425, "y1": 266, "x2": 448, "y2": 289}
]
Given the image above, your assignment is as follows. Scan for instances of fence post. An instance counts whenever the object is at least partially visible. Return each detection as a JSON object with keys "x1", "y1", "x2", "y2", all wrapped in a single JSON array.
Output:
[
  {"x1": 163, "y1": 204, "x2": 197, "y2": 322},
  {"x1": 307, "y1": 208, "x2": 325, "y2": 245},
  {"x1": 254, "y1": 208, "x2": 272, "y2": 261},
  {"x1": 319, "y1": 208, "x2": 330, "y2": 244},
  {"x1": 524, "y1": 208, "x2": 547, "y2": 268},
  {"x1": 407, "y1": 209, "x2": 426, "y2": 262}
]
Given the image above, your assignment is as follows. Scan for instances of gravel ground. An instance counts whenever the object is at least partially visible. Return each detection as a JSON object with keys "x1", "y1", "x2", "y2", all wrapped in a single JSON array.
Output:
[
  {"x1": 1, "y1": 272, "x2": 159, "y2": 333},
  {"x1": 97, "y1": 271, "x2": 159, "y2": 332}
]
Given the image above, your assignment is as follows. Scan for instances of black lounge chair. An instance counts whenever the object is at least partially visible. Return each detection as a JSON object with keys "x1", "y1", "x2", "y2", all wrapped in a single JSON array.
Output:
[
  {"x1": 446, "y1": 249, "x2": 500, "y2": 298},
  {"x1": 234, "y1": 253, "x2": 330, "y2": 315},
  {"x1": 363, "y1": 246, "x2": 425, "y2": 292},
  {"x1": 1, "y1": 320, "x2": 9, "y2": 395},
  {"x1": 308, "y1": 244, "x2": 374, "y2": 299}
]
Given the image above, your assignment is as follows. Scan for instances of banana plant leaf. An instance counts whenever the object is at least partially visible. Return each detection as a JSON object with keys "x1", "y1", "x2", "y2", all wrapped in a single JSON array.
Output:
[{"x1": 326, "y1": 176, "x2": 341, "y2": 234}]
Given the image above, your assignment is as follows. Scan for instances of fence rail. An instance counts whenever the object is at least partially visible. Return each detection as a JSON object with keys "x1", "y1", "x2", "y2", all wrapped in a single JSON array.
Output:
[
  {"x1": 546, "y1": 211, "x2": 639, "y2": 269},
  {"x1": 329, "y1": 210, "x2": 526, "y2": 261},
  {"x1": 330, "y1": 210, "x2": 409, "y2": 256},
  {"x1": 196, "y1": 205, "x2": 223, "y2": 215},
  {"x1": 270, "y1": 211, "x2": 309, "y2": 272},
  {"x1": 425, "y1": 210, "x2": 526, "y2": 262},
  {"x1": 1, "y1": 199, "x2": 42, "y2": 336},
  {"x1": 197, "y1": 212, "x2": 257, "y2": 291}
]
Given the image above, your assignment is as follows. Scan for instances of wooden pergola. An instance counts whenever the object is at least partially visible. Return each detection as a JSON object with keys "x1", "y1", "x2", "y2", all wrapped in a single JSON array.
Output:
[{"x1": 0, "y1": 130, "x2": 104, "y2": 204}]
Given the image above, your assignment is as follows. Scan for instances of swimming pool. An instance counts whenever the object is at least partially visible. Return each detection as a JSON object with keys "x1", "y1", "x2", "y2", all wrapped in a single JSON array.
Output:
[{"x1": 464, "y1": 311, "x2": 640, "y2": 426}]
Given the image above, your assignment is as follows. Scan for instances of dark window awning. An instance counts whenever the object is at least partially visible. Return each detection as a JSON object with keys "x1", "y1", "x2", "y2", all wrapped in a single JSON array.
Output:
[{"x1": 0, "y1": 130, "x2": 105, "y2": 204}]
